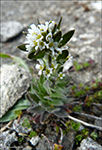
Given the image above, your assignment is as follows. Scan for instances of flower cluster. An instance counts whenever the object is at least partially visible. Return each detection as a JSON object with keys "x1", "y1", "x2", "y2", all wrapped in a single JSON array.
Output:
[
  {"x1": 18, "y1": 17, "x2": 75, "y2": 79},
  {"x1": 26, "y1": 21, "x2": 61, "y2": 55}
]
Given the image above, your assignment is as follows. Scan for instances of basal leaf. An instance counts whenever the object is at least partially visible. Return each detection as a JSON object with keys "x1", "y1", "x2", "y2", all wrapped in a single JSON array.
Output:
[
  {"x1": 27, "y1": 92, "x2": 40, "y2": 104},
  {"x1": 43, "y1": 80, "x2": 52, "y2": 95},
  {"x1": 40, "y1": 74, "x2": 45, "y2": 84},
  {"x1": 49, "y1": 99, "x2": 63, "y2": 106},
  {"x1": 54, "y1": 108, "x2": 68, "y2": 117},
  {"x1": 58, "y1": 30, "x2": 75, "y2": 47},
  {"x1": 0, "y1": 53, "x2": 12, "y2": 59},
  {"x1": 27, "y1": 105, "x2": 44, "y2": 114},
  {"x1": 0, "y1": 99, "x2": 31, "y2": 122},
  {"x1": 12, "y1": 56, "x2": 30, "y2": 71},
  {"x1": 37, "y1": 81, "x2": 47, "y2": 95}
]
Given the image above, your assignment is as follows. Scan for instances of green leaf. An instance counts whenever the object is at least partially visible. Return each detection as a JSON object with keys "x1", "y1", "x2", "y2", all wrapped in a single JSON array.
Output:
[
  {"x1": 37, "y1": 81, "x2": 47, "y2": 95},
  {"x1": 50, "y1": 92, "x2": 67, "y2": 100},
  {"x1": 53, "y1": 30, "x2": 62, "y2": 42},
  {"x1": 58, "y1": 30, "x2": 75, "y2": 47},
  {"x1": 27, "y1": 92, "x2": 40, "y2": 104},
  {"x1": 12, "y1": 56, "x2": 30, "y2": 71},
  {"x1": 28, "y1": 50, "x2": 45, "y2": 60},
  {"x1": 27, "y1": 105, "x2": 44, "y2": 114},
  {"x1": 57, "y1": 16, "x2": 62, "y2": 29},
  {"x1": 43, "y1": 80, "x2": 52, "y2": 95},
  {"x1": 56, "y1": 75, "x2": 71, "y2": 87},
  {"x1": 49, "y1": 99, "x2": 63, "y2": 106},
  {"x1": 22, "y1": 118, "x2": 31, "y2": 129},
  {"x1": 31, "y1": 83, "x2": 39, "y2": 92},
  {"x1": 29, "y1": 131, "x2": 37, "y2": 138},
  {"x1": 25, "y1": 93, "x2": 36, "y2": 104},
  {"x1": 52, "y1": 23, "x2": 57, "y2": 34},
  {"x1": 0, "y1": 53, "x2": 12, "y2": 59},
  {"x1": 54, "y1": 108, "x2": 68, "y2": 117},
  {"x1": 57, "y1": 50, "x2": 69, "y2": 64},
  {"x1": 0, "y1": 99, "x2": 31, "y2": 122},
  {"x1": 0, "y1": 53, "x2": 30, "y2": 71},
  {"x1": 17, "y1": 43, "x2": 28, "y2": 51},
  {"x1": 40, "y1": 74, "x2": 45, "y2": 84}
]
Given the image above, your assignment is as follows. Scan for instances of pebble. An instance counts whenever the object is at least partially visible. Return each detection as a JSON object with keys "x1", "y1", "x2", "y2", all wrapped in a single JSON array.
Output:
[
  {"x1": 30, "y1": 136, "x2": 40, "y2": 146},
  {"x1": 0, "y1": 64, "x2": 32, "y2": 118},
  {"x1": 0, "y1": 21, "x2": 23, "y2": 42},
  {"x1": 77, "y1": 137, "x2": 102, "y2": 150},
  {"x1": 0, "y1": 130, "x2": 17, "y2": 150}
]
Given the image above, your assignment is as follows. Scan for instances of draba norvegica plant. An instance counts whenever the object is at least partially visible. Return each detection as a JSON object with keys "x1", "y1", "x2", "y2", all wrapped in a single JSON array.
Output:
[{"x1": 17, "y1": 17, "x2": 75, "y2": 121}]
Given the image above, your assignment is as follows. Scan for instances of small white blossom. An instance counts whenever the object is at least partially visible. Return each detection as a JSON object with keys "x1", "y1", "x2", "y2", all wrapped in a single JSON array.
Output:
[
  {"x1": 43, "y1": 67, "x2": 53, "y2": 78},
  {"x1": 25, "y1": 44, "x2": 32, "y2": 52},
  {"x1": 46, "y1": 32, "x2": 52, "y2": 41},
  {"x1": 35, "y1": 59, "x2": 45, "y2": 75},
  {"x1": 58, "y1": 72, "x2": 65, "y2": 79},
  {"x1": 38, "y1": 40, "x2": 46, "y2": 50},
  {"x1": 48, "y1": 21, "x2": 56, "y2": 32},
  {"x1": 38, "y1": 21, "x2": 49, "y2": 33}
]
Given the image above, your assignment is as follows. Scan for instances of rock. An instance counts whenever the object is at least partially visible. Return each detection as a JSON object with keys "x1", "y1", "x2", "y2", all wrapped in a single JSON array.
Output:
[
  {"x1": 0, "y1": 21, "x2": 23, "y2": 42},
  {"x1": 0, "y1": 130, "x2": 17, "y2": 150},
  {"x1": 36, "y1": 135, "x2": 52, "y2": 150},
  {"x1": 90, "y1": 1, "x2": 102, "y2": 11},
  {"x1": 23, "y1": 146, "x2": 32, "y2": 150},
  {"x1": 30, "y1": 136, "x2": 40, "y2": 146},
  {"x1": 77, "y1": 137, "x2": 102, "y2": 150},
  {"x1": 61, "y1": 129, "x2": 75, "y2": 150},
  {"x1": 0, "y1": 64, "x2": 32, "y2": 118},
  {"x1": 12, "y1": 115, "x2": 32, "y2": 134}
]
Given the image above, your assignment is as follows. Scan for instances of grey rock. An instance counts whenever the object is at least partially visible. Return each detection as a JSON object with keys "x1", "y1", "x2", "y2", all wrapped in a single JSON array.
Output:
[
  {"x1": 36, "y1": 135, "x2": 52, "y2": 150},
  {"x1": 0, "y1": 21, "x2": 23, "y2": 42},
  {"x1": 77, "y1": 137, "x2": 102, "y2": 150},
  {"x1": 0, "y1": 130, "x2": 17, "y2": 150},
  {"x1": 61, "y1": 129, "x2": 75, "y2": 150},
  {"x1": 0, "y1": 64, "x2": 32, "y2": 118},
  {"x1": 30, "y1": 136, "x2": 40, "y2": 146},
  {"x1": 23, "y1": 146, "x2": 32, "y2": 150},
  {"x1": 12, "y1": 115, "x2": 32, "y2": 134}
]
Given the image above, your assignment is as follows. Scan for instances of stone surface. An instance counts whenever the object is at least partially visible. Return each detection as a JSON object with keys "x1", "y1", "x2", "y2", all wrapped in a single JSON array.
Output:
[
  {"x1": 0, "y1": 64, "x2": 32, "y2": 118},
  {"x1": 77, "y1": 137, "x2": 102, "y2": 150},
  {"x1": 22, "y1": 146, "x2": 32, "y2": 150},
  {"x1": 36, "y1": 135, "x2": 52, "y2": 150},
  {"x1": 30, "y1": 136, "x2": 40, "y2": 146},
  {"x1": 61, "y1": 129, "x2": 75, "y2": 150},
  {"x1": 0, "y1": 21, "x2": 23, "y2": 42},
  {"x1": 12, "y1": 115, "x2": 32, "y2": 134},
  {"x1": 0, "y1": 130, "x2": 17, "y2": 150}
]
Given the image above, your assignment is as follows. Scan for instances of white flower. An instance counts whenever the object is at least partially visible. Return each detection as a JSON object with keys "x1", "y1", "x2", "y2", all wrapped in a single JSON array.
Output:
[
  {"x1": 46, "y1": 39, "x2": 60, "y2": 56},
  {"x1": 51, "y1": 59, "x2": 58, "y2": 70},
  {"x1": 58, "y1": 72, "x2": 65, "y2": 79},
  {"x1": 48, "y1": 20, "x2": 56, "y2": 32},
  {"x1": 25, "y1": 44, "x2": 32, "y2": 52},
  {"x1": 38, "y1": 21, "x2": 49, "y2": 33},
  {"x1": 43, "y1": 67, "x2": 53, "y2": 78},
  {"x1": 35, "y1": 59, "x2": 45, "y2": 75},
  {"x1": 29, "y1": 24, "x2": 41, "y2": 36},
  {"x1": 46, "y1": 32, "x2": 52, "y2": 41},
  {"x1": 38, "y1": 40, "x2": 46, "y2": 50}
]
